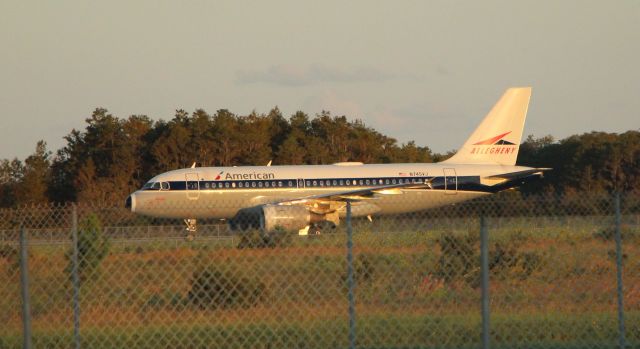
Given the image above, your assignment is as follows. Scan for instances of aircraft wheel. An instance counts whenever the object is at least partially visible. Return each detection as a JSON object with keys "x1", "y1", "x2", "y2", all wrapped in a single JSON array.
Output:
[{"x1": 309, "y1": 224, "x2": 322, "y2": 235}]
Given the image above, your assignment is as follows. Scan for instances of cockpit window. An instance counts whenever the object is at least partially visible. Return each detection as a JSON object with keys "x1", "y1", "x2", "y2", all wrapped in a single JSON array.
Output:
[
  {"x1": 142, "y1": 182, "x2": 161, "y2": 190},
  {"x1": 161, "y1": 182, "x2": 170, "y2": 190}
]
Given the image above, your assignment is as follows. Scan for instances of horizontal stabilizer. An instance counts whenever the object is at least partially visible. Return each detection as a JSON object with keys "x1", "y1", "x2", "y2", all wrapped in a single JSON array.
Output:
[{"x1": 485, "y1": 168, "x2": 551, "y2": 180}]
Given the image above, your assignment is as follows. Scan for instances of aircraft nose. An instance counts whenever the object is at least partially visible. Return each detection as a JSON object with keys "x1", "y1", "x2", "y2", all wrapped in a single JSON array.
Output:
[{"x1": 125, "y1": 194, "x2": 136, "y2": 212}]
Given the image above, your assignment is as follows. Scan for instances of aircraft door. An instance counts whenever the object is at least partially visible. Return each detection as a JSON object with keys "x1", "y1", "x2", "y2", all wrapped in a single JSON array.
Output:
[
  {"x1": 185, "y1": 172, "x2": 200, "y2": 200},
  {"x1": 443, "y1": 168, "x2": 457, "y2": 195}
]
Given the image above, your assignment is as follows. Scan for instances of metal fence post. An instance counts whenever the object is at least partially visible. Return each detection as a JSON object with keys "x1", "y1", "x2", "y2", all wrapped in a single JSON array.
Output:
[
  {"x1": 72, "y1": 204, "x2": 81, "y2": 349},
  {"x1": 614, "y1": 193, "x2": 626, "y2": 349},
  {"x1": 19, "y1": 227, "x2": 32, "y2": 349},
  {"x1": 480, "y1": 215, "x2": 490, "y2": 349},
  {"x1": 346, "y1": 201, "x2": 356, "y2": 349}
]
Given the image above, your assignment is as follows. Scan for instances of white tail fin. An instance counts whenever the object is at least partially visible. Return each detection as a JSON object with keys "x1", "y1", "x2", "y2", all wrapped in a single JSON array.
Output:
[{"x1": 444, "y1": 87, "x2": 531, "y2": 166}]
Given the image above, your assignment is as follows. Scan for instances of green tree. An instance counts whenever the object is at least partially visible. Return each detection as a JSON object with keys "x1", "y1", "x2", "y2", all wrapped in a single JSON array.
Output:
[
  {"x1": 211, "y1": 109, "x2": 241, "y2": 166},
  {"x1": 397, "y1": 141, "x2": 433, "y2": 163},
  {"x1": 151, "y1": 110, "x2": 193, "y2": 171},
  {"x1": 66, "y1": 213, "x2": 110, "y2": 284},
  {"x1": 265, "y1": 107, "x2": 290, "y2": 153},
  {"x1": 188, "y1": 109, "x2": 215, "y2": 167},
  {"x1": 238, "y1": 111, "x2": 273, "y2": 165},
  {"x1": 276, "y1": 131, "x2": 307, "y2": 165},
  {"x1": 311, "y1": 112, "x2": 351, "y2": 162},
  {"x1": 121, "y1": 115, "x2": 154, "y2": 189},
  {"x1": 30, "y1": 105, "x2": 640, "y2": 203},
  {"x1": 0, "y1": 158, "x2": 23, "y2": 207},
  {"x1": 51, "y1": 108, "x2": 153, "y2": 203},
  {"x1": 13, "y1": 141, "x2": 51, "y2": 205}
]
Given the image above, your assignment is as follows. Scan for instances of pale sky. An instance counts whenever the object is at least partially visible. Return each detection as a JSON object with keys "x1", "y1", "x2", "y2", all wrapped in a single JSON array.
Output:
[{"x1": 1, "y1": 1, "x2": 639, "y2": 160}]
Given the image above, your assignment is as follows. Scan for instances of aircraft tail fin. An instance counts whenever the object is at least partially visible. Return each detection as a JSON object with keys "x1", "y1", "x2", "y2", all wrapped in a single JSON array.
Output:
[{"x1": 444, "y1": 87, "x2": 531, "y2": 166}]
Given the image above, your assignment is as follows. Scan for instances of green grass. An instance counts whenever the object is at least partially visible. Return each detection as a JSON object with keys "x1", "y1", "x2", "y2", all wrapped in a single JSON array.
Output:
[
  {"x1": 1, "y1": 224, "x2": 638, "y2": 348},
  {"x1": 1, "y1": 312, "x2": 637, "y2": 349}
]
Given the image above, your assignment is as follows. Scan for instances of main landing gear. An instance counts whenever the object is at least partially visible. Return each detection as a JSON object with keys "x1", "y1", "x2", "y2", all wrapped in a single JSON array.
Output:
[{"x1": 184, "y1": 218, "x2": 197, "y2": 241}]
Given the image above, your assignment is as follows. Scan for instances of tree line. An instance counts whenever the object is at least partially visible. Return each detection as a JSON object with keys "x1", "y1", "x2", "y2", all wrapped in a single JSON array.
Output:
[{"x1": 0, "y1": 107, "x2": 638, "y2": 207}]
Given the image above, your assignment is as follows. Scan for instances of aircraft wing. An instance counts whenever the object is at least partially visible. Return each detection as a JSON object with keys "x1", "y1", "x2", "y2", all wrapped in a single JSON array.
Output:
[{"x1": 276, "y1": 179, "x2": 434, "y2": 207}]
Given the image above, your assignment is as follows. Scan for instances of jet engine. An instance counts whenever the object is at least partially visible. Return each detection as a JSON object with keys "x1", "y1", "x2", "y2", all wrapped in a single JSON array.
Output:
[{"x1": 229, "y1": 204, "x2": 326, "y2": 232}]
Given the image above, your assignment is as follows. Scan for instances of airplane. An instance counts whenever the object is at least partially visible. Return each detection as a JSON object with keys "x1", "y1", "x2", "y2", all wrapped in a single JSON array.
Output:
[{"x1": 125, "y1": 87, "x2": 548, "y2": 237}]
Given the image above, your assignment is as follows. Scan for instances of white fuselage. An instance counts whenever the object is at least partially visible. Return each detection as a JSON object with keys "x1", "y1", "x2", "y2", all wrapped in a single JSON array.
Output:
[{"x1": 127, "y1": 162, "x2": 532, "y2": 219}]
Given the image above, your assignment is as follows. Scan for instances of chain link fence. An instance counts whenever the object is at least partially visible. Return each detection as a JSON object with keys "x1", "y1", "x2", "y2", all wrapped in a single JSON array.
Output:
[{"x1": 0, "y1": 192, "x2": 638, "y2": 348}]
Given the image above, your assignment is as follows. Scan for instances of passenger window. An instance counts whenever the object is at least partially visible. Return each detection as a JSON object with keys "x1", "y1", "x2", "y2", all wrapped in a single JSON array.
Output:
[
  {"x1": 278, "y1": 181, "x2": 283, "y2": 187},
  {"x1": 245, "y1": 182, "x2": 249, "y2": 187},
  {"x1": 392, "y1": 179, "x2": 396, "y2": 184},
  {"x1": 258, "y1": 181, "x2": 263, "y2": 188},
  {"x1": 232, "y1": 182, "x2": 236, "y2": 188},
  {"x1": 225, "y1": 182, "x2": 230, "y2": 188},
  {"x1": 251, "y1": 182, "x2": 256, "y2": 188},
  {"x1": 272, "y1": 181, "x2": 276, "y2": 187},
  {"x1": 239, "y1": 182, "x2": 243, "y2": 188},
  {"x1": 306, "y1": 180, "x2": 311, "y2": 186},
  {"x1": 339, "y1": 180, "x2": 344, "y2": 186},
  {"x1": 265, "y1": 181, "x2": 270, "y2": 187},
  {"x1": 313, "y1": 180, "x2": 317, "y2": 186},
  {"x1": 332, "y1": 180, "x2": 337, "y2": 186},
  {"x1": 288, "y1": 181, "x2": 293, "y2": 187},
  {"x1": 346, "y1": 180, "x2": 350, "y2": 185},
  {"x1": 385, "y1": 179, "x2": 390, "y2": 185},
  {"x1": 319, "y1": 180, "x2": 324, "y2": 186},
  {"x1": 365, "y1": 179, "x2": 370, "y2": 185}
]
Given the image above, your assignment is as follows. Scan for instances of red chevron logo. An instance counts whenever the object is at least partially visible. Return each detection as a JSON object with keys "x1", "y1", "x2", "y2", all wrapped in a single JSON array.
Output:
[{"x1": 473, "y1": 131, "x2": 514, "y2": 145}]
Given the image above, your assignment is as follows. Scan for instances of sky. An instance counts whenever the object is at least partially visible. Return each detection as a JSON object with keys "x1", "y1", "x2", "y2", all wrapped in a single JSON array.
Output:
[{"x1": 1, "y1": 1, "x2": 639, "y2": 160}]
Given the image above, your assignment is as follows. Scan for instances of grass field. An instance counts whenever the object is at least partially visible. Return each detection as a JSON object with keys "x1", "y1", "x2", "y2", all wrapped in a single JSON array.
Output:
[{"x1": 0, "y1": 216, "x2": 638, "y2": 348}]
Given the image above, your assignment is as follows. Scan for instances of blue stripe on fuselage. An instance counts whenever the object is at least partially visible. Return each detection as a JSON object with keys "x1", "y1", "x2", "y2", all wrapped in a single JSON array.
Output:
[{"x1": 140, "y1": 175, "x2": 539, "y2": 194}]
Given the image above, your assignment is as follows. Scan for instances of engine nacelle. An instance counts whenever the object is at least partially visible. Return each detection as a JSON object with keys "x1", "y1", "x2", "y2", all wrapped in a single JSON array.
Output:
[
  {"x1": 229, "y1": 205, "x2": 324, "y2": 232},
  {"x1": 262, "y1": 205, "x2": 320, "y2": 232}
]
